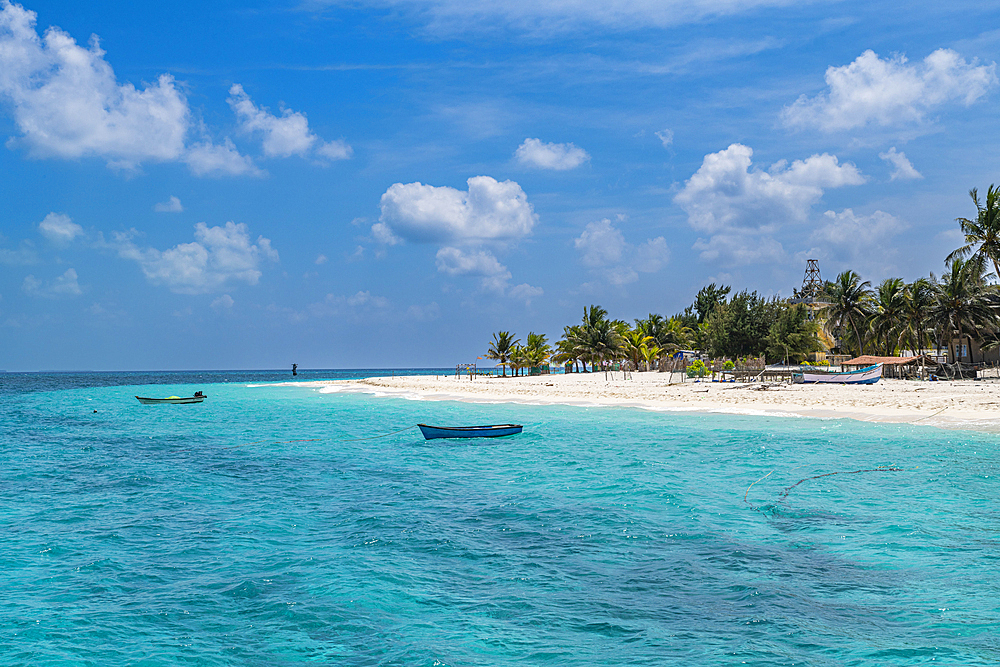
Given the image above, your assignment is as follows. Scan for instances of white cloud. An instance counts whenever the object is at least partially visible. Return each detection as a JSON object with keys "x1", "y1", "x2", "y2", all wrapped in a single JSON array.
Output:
[
  {"x1": 0, "y1": 4, "x2": 263, "y2": 176},
  {"x1": 808, "y1": 208, "x2": 908, "y2": 276},
  {"x1": 0, "y1": 2, "x2": 187, "y2": 169},
  {"x1": 320, "y1": 0, "x2": 804, "y2": 34},
  {"x1": 210, "y1": 294, "x2": 234, "y2": 310},
  {"x1": 878, "y1": 147, "x2": 922, "y2": 180},
  {"x1": 314, "y1": 253, "x2": 328, "y2": 265},
  {"x1": 674, "y1": 143, "x2": 864, "y2": 265},
  {"x1": 378, "y1": 176, "x2": 537, "y2": 245},
  {"x1": 508, "y1": 283, "x2": 543, "y2": 304},
  {"x1": 22, "y1": 267, "x2": 81, "y2": 297},
  {"x1": 113, "y1": 221, "x2": 279, "y2": 294},
  {"x1": 675, "y1": 143, "x2": 864, "y2": 233},
  {"x1": 227, "y1": 84, "x2": 352, "y2": 161},
  {"x1": 573, "y1": 218, "x2": 669, "y2": 285},
  {"x1": 435, "y1": 246, "x2": 512, "y2": 292},
  {"x1": 184, "y1": 139, "x2": 262, "y2": 178},
  {"x1": 514, "y1": 138, "x2": 589, "y2": 170},
  {"x1": 655, "y1": 128, "x2": 674, "y2": 147},
  {"x1": 783, "y1": 49, "x2": 997, "y2": 131},
  {"x1": 37, "y1": 212, "x2": 82, "y2": 245},
  {"x1": 154, "y1": 196, "x2": 184, "y2": 213}
]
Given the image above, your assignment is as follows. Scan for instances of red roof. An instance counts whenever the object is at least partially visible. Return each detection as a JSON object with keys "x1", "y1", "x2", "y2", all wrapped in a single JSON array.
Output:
[{"x1": 841, "y1": 355, "x2": 926, "y2": 366}]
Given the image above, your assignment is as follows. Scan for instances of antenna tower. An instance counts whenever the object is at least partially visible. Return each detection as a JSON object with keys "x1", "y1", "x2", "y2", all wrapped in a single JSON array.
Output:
[{"x1": 802, "y1": 259, "x2": 823, "y2": 298}]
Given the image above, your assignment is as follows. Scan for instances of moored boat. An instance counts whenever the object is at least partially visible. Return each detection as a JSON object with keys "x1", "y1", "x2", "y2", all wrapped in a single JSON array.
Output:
[
  {"x1": 793, "y1": 364, "x2": 882, "y2": 385},
  {"x1": 418, "y1": 423, "x2": 522, "y2": 439},
  {"x1": 136, "y1": 391, "x2": 206, "y2": 404}
]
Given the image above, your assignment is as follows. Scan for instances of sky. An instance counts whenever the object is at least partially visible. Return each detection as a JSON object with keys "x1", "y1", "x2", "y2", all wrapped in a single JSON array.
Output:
[{"x1": 1, "y1": 0, "x2": 999, "y2": 370}]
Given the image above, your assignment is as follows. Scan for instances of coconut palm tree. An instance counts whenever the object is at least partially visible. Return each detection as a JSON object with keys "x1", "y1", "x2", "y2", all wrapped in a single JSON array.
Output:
[
  {"x1": 485, "y1": 331, "x2": 519, "y2": 377},
  {"x1": 640, "y1": 343, "x2": 662, "y2": 371},
  {"x1": 899, "y1": 278, "x2": 934, "y2": 357},
  {"x1": 867, "y1": 277, "x2": 908, "y2": 355},
  {"x1": 927, "y1": 258, "x2": 997, "y2": 366},
  {"x1": 622, "y1": 329, "x2": 654, "y2": 371},
  {"x1": 524, "y1": 332, "x2": 551, "y2": 372},
  {"x1": 822, "y1": 270, "x2": 873, "y2": 356},
  {"x1": 553, "y1": 326, "x2": 584, "y2": 372},
  {"x1": 947, "y1": 185, "x2": 1000, "y2": 281}
]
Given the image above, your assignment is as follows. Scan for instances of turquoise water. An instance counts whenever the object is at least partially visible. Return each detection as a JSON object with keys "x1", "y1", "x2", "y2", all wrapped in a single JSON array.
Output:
[{"x1": 2, "y1": 372, "x2": 999, "y2": 665}]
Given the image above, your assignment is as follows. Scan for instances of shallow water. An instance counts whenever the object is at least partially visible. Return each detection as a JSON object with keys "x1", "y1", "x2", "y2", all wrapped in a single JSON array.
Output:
[{"x1": 1, "y1": 372, "x2": 998, "y2": 665}]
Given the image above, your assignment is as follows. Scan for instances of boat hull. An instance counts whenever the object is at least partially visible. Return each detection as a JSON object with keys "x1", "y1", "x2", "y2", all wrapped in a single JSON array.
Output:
[
  {"x1": 135, "y1": 396, "x2": 206, "y2": 404},
  {"x1": 793, "y1": 364, "x2": 883, "y2": 385},
  {"x1": 418, "y1": 423, "x2": 522, "y2": 439}
]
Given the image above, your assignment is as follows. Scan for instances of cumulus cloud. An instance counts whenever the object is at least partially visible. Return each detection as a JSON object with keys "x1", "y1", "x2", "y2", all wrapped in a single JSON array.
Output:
[
  {"x1": 228, "y1": 84, "x2": 352, "y2": 161},
  {"x1": 113, "y1": 221, "x2": 279, "y2": 294},
  {"x1": 0, "y1": 3, "x2": 265, "y2": 176},
  {"x1": 573, "y1": 218, "x2": 668, "y2": 285},
  {"x1": 808, "y1": 208, "x2": 908, "y2": 276},
  {"x1": 37, "y1": 212, "x2": 82, "y2": 245},
  {"x1": 154, "y1": 196, "x2": 184, "y2": 213},
  {"x1": 783, "y1": 49, "x2": 997, "y2": 131},
  {"x1": 435, "y1": 246, "x2": 512, "y2": 292},
  {"x1": 314, "y1": 253, "x2": 328, "y2": 265},
  {"x1": 22, "y1": 267, "x2": 81, "y2": 297},
  {"x1": 378, "y1": 176, "x2": 537, "y2": 245},
  {"x1": 302, "y1": 290, "x2": 390, "y2": 319},
  {"x1": 514, "y1": 138, "x2": 589, "y2": 170},
  {"x1": 674, "y1": 143, "x2": 865, "y2": 265},
  {"x1": 0, "y1": 2, "x2": 188, "y2": 169},
  {"x1": 184, "y1": 139, "x2": 262, "y2": 178},
  {"x1": 879, "y1": 147, "x2": 922, "y2": 180},
  {"x1": 377, "y1": 176, "x2": 542, "y2": 296}
]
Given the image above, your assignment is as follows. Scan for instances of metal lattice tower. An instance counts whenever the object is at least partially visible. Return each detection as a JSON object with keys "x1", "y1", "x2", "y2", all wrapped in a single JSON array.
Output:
[{"x1": 802, "y1": 259, "x2": 823, "y2": 297}]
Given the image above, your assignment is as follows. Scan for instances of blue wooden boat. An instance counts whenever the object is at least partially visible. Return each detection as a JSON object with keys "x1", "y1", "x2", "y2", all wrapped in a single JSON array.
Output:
[{"x1": 418, "y1": 423, "x2": 522, "y2": 440}]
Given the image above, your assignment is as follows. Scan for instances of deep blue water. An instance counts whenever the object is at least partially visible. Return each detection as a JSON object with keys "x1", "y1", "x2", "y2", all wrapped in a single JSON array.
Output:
[{"x1": 1, "y1": 371, "x2": 998, "y2": 665}]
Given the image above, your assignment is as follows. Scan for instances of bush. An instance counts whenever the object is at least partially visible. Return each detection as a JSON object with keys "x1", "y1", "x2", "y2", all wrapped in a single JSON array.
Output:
[
  {"x1": 723, "y1": 360, "x2": 735, "y2": 370},
  {"x1": 687, "y1": 359, "x2": 708, "y2": 378}
]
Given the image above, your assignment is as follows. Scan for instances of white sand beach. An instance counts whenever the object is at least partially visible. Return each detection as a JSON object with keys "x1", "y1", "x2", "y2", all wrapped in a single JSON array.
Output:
[{"x1": 283, "y1": 372, "x2": 1000, "y2": 432}]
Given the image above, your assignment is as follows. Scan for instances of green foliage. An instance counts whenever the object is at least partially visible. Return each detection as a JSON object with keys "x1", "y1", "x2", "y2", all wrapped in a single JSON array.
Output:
[
  {"x1": 686, "y1": 359, "x2": 708, "y2": 378},
  {"x1": 703, "y1": 290, "x2": 782, "y2": 358},
  {"x1": 485, "y1": 331, "x2": 520, "y2": 377},
  {"x1": 765, "y1": 304, "x2": 822, "y2": 363},
  {"x1": 723, "y1": 360, "x2": 735, "y2": 370},
  {"x1": 694, "y1": 283, "x2": 731, "y2": 323}
]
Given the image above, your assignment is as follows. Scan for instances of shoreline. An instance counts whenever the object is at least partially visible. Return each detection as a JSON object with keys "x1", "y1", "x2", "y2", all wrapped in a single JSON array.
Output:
[{"x1": 262, "y1": 372, "x2": 1000, "y2": 433}]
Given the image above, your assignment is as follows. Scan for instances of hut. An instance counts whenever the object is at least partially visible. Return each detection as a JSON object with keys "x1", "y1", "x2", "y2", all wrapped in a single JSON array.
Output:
[{"x1": 840, "y1": 355, "x2": 934, "y2": 379}]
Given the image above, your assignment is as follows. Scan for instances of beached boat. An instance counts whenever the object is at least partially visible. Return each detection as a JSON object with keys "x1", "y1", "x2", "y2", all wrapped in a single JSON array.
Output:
[
  {"x1": 135, "y1": 391, "x2": 206, "y2": 404},
  {"x1": 418, "y1": 423, "x2": 522, "y2": 439},
  {"x1": 793, "y1": 364, "x2": 883, "y2": 385}
]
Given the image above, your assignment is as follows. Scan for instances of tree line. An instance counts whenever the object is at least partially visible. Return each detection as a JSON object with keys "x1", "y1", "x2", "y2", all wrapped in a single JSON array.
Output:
[{"x1": 485, "y1": 185, "x2": 1000, "y2": 374}]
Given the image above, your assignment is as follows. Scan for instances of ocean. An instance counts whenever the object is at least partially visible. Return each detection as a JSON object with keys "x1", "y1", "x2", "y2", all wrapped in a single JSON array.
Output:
[{"x1": 1, "y1": 370, "x2": 998, "y2": 665}]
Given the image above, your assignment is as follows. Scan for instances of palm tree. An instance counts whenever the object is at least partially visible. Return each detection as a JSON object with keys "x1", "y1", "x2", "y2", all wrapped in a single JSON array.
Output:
[
  {"x1": 640, "y1": 343, "x2": 662, "y2": 371},
  {"x1": 554, "y1": 326, "x2": 584, "y2": 372},
  {"x1": 947, "y1": 185, "x2": 1000, "y2": 280},
  {"x1": 622, "y1": 329, "x2": 654, "y2": 371},
  {"x1": 822, "y1": 270, "x2": 873, "y2": 356},
  {"x1": 867, "y1": 277, "x2": 908, "y2": 355},
  {"x1": 485, "y1": 331, "x2": 519, "y2": 377},
  {"x1": 524, "y1": 332, "x2": 551, "y2": 372},
  {"x1": 927, "y1": 258, "x2": 998, "y2": 366},
  {"x1": 899, "y1": 278, "x2": 934, "y2": 357}
]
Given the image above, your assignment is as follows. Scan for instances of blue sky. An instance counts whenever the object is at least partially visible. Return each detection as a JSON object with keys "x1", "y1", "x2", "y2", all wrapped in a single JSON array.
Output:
[{"x1": 2, "y1": 0, "x2": 999, "y2": 370}]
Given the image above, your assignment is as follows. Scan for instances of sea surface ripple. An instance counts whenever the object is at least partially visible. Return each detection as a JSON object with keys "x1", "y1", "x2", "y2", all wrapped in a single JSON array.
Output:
[{"x1": 1, "y1": 371, "x2": 998, "y2": 665}]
